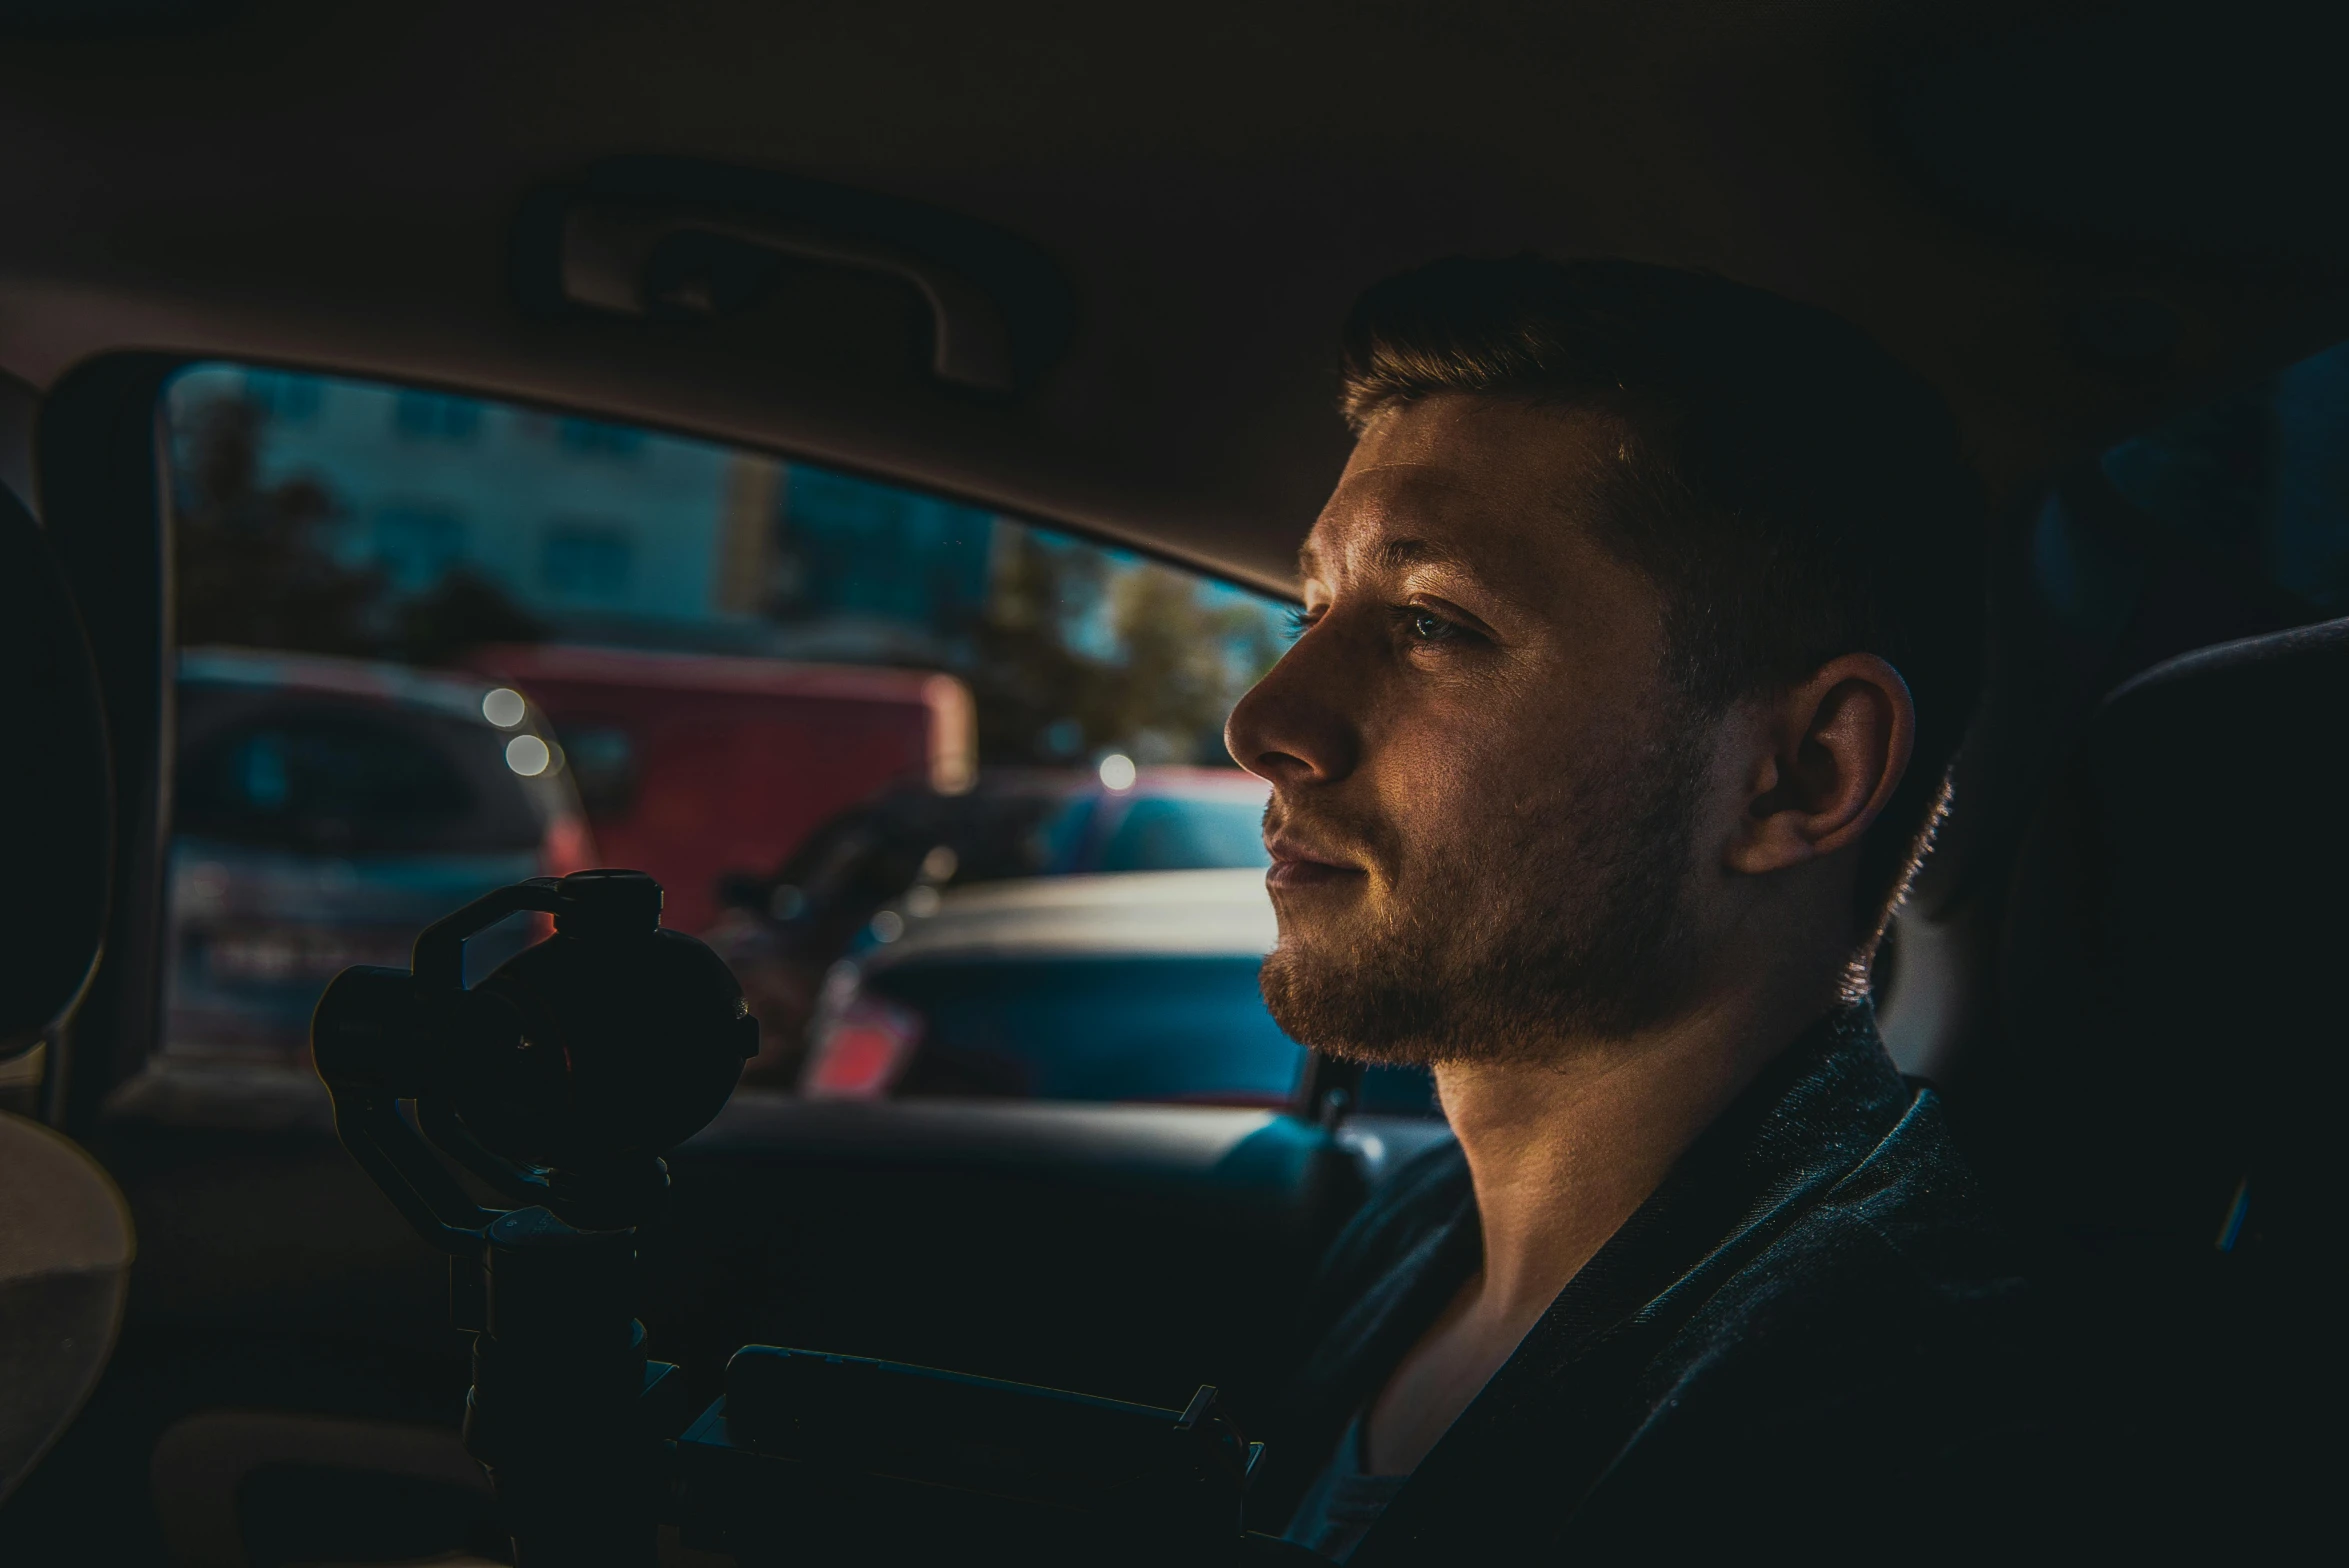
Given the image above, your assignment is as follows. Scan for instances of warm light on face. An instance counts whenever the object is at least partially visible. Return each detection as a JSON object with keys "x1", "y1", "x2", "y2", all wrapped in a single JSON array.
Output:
[
  {"x1": 505, "y1": 734, "x2": 552, "y2": 777},
  {"x1": 1098, "y1": 752, "x2": 1137, "y2": 791},
  {"x1": 482, "y1": 688, "x2": 527, "y2": 728}
]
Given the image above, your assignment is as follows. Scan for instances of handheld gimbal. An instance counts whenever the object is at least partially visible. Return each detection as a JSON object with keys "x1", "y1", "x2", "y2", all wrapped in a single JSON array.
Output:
[
  {"x1": 313, "y1": 869, "x2": 753, "y2": 1566},
  {"x1": 313, "y1": 870, "x2": 1284, "y2": 1568}
]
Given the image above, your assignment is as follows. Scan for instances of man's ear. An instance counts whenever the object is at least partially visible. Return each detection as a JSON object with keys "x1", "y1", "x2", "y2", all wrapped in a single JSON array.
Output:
[{"x1": 1724, "y1": 653, "x2": 1915, "y2": 876}]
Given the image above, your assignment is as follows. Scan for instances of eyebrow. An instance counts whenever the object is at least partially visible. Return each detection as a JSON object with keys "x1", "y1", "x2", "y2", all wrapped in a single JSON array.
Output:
[
  {"x1": 1297, "y1": 536, "x2": 1468, "y2": 578},
  {"x1": 1376, "y1": 537, "x2": 1464, "y2": 572}
]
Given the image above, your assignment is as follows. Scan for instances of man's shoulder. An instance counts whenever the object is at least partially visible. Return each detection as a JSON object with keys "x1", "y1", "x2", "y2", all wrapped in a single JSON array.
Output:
[
  {"x1": 1572, "y1": 1088, "x2": 2035, "y2": 1548},
  {"x1": 1314, "y1": 1075, "x2": 2019, "y2": 1352},
  {"x1": 1685, "y1": 1084, "x2": 2021, "y2": 1352},
  {"x1": 1637, "y1": 1084, "x2": 2029, "y2": 1445},
  {"x1": 1770, "y1": 1081, "x2": 2015, "y2": 1286}
]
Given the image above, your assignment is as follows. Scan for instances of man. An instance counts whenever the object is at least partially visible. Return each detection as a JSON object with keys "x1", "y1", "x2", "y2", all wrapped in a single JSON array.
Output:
[{"x1": 1228, "y1": 258, "x2": 2026, "y2": 1561}]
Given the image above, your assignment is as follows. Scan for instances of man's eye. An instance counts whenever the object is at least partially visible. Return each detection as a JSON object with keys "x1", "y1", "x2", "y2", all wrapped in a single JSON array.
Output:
[
  {"x1": 1403, "y1": 608, "x2": 1465, "y2": 644},
  {"x1": 1284, "y1": 606, "x2": 1317, "y2": 639}
]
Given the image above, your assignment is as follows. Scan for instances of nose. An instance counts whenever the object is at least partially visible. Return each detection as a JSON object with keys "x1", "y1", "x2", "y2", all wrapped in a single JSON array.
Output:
[{"x1": 1225, "y1": 619, "x2": 1362, "y2": 787}]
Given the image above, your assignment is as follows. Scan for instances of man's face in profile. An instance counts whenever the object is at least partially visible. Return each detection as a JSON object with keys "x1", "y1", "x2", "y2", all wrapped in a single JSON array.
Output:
[{"x1": 1226, "y1": 394, "x2": 1727, "y2": 1064}]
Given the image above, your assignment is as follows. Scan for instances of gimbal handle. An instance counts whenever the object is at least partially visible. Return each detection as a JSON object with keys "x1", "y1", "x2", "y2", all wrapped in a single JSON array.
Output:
[
  {"x1": 313, "y1": 962, "x2": 502, "y2": 1256},
  {"x1": 315, "y1": 878, "x2": 581, "y2": 1253},
  {"x1": 411, "y1": 875, "x2": 571, "y2": 995}
]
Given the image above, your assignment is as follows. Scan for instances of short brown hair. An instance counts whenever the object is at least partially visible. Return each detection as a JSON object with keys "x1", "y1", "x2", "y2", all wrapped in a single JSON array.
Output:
[{"x1": 1339, "y1": 255, "x2": 1986, "y2": 941}]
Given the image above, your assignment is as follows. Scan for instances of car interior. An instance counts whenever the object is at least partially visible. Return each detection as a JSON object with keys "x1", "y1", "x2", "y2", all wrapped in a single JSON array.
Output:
[{"x1": 3, "y1": 1, "x2": 2341, "y2": 1561}]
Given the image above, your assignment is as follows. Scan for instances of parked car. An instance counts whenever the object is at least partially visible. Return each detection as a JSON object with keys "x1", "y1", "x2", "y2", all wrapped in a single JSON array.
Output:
[
  {"x1": 801, "y1": 866, "x2": 1437, "y2": 1113},
  {"x1": 155, "y1": 648, "x2": 591, "y2": 1073},
  {"x1": 718, "y1": 765, "x2": 1271, "y2": 914},
  {"x1": 1011, "y1": 765, "x2": 1273, "y2": 878},
  {"x1": 706, "y1": 766, "x2": 1277, "y2": 1083},
  {"x1": 466, "y1": 643, "x2": 974, "y2": 933}
]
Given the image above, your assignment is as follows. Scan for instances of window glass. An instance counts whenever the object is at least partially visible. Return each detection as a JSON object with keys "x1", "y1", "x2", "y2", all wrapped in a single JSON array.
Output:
[
  {"x1": 2011, "y1": 333, "x2": 2349, "y2": 722},
  {"x1": 2094, "y1": 337, "x2": 2349, "y2": 610},
  {"x1": 140, "y1": 364, "x2": 1419, "y2": 1117}
]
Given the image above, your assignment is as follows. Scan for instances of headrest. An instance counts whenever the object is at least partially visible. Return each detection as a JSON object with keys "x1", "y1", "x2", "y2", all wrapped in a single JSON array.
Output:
[
  {"x1": 0, "y1": 484, "x2": 112, "y2": 1062},
  {"x1": 1994, "y1": 617, "x2": 2349, "y2": 1261}
]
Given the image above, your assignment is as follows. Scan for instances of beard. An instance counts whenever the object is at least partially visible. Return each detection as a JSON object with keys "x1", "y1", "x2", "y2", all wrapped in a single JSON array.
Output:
[{"x1": 1258, "y1": 709, "x2": 1712, "y2": 1066}]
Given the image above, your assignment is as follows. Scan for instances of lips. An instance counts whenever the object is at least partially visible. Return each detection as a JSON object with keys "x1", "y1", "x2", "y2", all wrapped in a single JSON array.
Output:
[{"x1": 1263, "y1": 830, "x2": 1368, "y2": 890}]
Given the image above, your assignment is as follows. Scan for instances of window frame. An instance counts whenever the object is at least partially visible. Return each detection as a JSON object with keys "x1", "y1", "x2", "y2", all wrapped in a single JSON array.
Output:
[{"x1": 40, "y1": 350, "x2": 1315, "y2": 1132}]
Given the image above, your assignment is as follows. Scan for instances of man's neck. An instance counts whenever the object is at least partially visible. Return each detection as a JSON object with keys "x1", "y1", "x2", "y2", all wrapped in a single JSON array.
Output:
[
  {"x1": 1360, "y1": 932, "x2": 1855, "y2": 1476},
  {"x1": 1433, "y1": 984, "x2": 1823, "y2": 1324}
]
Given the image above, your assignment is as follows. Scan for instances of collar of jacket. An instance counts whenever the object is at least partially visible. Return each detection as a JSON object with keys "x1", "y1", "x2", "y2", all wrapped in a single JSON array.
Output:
[{"x1": 1252, "y1": 1003, "x2": 1919, "y2": 1539}]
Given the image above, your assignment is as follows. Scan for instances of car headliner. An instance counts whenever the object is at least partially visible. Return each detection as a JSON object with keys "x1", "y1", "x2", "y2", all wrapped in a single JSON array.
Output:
[{"x1": 3, "y1": 2, "x2": 2346, "y2": 592}]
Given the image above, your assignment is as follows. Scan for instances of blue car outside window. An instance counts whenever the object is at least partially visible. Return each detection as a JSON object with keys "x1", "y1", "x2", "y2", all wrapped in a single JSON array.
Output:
[
  {"x1": 873, "y1": 955, "x2": 1305, "y2": 1104},
  {"x1": 1097, "y1": 796, "x2": 1272, "y2": 873}
]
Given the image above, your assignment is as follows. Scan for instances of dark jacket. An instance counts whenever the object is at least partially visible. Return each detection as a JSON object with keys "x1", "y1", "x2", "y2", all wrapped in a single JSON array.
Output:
[{"x1": 1249, "y1": 1006, "x2": 2033, "y2": 1562}]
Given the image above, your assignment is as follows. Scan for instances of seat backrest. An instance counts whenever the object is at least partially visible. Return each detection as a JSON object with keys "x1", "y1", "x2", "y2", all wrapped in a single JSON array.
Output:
[
  {"x1": 1973, "y1": 617, "x2": 2345, "y2": 1535},
  {"x1": 1992, "y1": 616, "x2": 2349, "y2": 1263},
  {"x1": 0, "y1": 478, "x2": 126, "y2": 1504},
  {"x1": 0, "y1": 480, "x2": 112, "y2": 1061}
]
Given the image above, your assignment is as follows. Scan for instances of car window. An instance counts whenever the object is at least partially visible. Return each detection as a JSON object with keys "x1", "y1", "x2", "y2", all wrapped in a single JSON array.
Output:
[
  {"x1": 2028, "y1": 333, "x2": 2349, "y2": 673},
  {"x1": 143, "y1": 363, "x2": 1411, "y2": 1116},
  {"x1": 2100, "y1": 338, "x2": 2349, "y2": 610}
]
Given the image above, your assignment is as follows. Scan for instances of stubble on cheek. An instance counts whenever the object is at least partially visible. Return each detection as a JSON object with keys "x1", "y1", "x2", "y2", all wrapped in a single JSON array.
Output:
[
  {"x1": 1257, "y1": 746, "x2": 1513, "y2": 1058},
  {"x1": 1257, "y1": 701, "x2": 1711, "y2": 1065}
]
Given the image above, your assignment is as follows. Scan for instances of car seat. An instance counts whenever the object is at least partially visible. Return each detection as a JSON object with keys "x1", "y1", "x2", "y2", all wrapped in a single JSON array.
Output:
[
  {"x1": 0, "y1": 475, "x2": 111, "y2": 1076},
  {"x1": 0, "y1": 473, "x2": 129, "y2": 1504},
  {"x1": 1972, "y1": 615, "x2": 2347, "y2": 1539}
]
